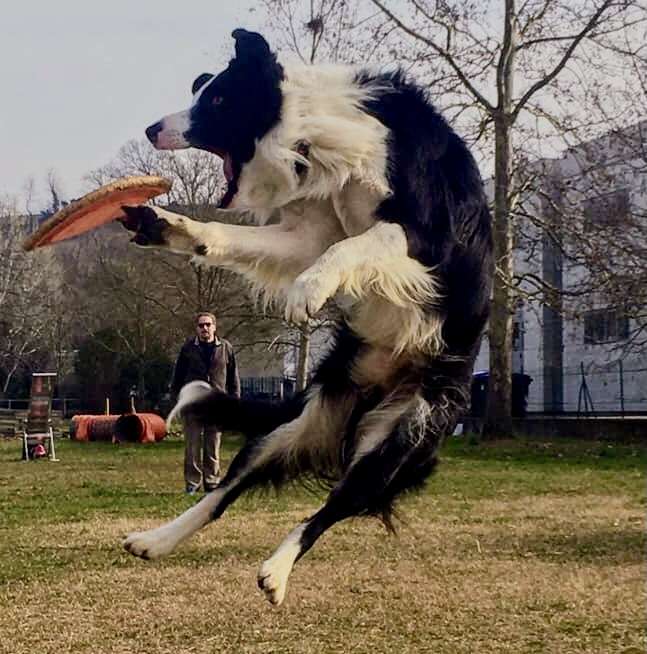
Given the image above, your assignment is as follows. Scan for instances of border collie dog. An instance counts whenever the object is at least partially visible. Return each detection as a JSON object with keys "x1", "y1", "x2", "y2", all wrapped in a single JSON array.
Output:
[{"x1": 121, "y1": 29, "x2": 492, "y2": 606}]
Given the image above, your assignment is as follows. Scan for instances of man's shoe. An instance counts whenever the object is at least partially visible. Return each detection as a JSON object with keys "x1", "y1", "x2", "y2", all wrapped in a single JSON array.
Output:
[
  {"x1": 185, "y1": 484, "x2": 200, "y2": 496},
  {"x1": 204, "y1": 477, "x2": 221, "y2": 493}
]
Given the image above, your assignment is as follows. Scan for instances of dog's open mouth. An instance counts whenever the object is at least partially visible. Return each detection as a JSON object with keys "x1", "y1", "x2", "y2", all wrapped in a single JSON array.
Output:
[
  {"x1": 206, "y1": 148, "x2": 238, "y2": 207},
  {"x1": 214, "y1": 151, "x2": 234, "y2": 183}
]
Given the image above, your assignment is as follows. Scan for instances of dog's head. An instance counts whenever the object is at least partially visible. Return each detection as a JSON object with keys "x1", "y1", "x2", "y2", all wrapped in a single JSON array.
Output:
[{"x1": 146, "y1": 29, "x2": 284, "y2": 207}]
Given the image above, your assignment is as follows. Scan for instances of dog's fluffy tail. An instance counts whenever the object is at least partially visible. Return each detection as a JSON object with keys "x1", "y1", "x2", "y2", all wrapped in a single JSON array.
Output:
[
  {"x1": 166, "y1": 381, "x2": 212, "y2": 429},
  {"x1": 167, "y1": 381, "x2": 306, "y2": 435}
]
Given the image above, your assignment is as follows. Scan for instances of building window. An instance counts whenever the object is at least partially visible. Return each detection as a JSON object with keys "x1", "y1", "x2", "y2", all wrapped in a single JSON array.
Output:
[
  {"x1": 512, "y1": 321, "x2": 523, "y2": 351},
  {"x1": 582, "y1": 188, "x2": 630, "y2": 231},
  {"x1": 583, "y1": 309, "x2": 629, "y2": 344}
]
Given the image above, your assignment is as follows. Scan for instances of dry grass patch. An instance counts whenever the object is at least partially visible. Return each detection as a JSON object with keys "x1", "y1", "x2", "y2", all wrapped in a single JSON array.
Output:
[{"x1": 0, "y1": 437, "x2": 644, "y2": 653}]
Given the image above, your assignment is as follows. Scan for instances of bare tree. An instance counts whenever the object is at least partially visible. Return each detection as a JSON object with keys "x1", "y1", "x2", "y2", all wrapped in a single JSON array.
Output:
[
  {"x1": 261, "y1": 0, "x2": 372, "y2": 64},
  {"x1": 307, "y1": 0, "x2": 647, "y2": 434},
  {"x1": 45, "y1": 169, "x2": 65, "y2": 215},
  {"x1": 0, "y1": 196, "x2": 64, "y2": 395},
  {"x1": 80, "y1": 141, "x2": 289, "y2": 385}
]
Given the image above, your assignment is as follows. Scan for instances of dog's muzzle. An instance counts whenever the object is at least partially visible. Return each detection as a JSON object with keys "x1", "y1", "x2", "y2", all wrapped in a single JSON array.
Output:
[{"x1": 145, "y1": 111, "x2": 192, "y2": 150}]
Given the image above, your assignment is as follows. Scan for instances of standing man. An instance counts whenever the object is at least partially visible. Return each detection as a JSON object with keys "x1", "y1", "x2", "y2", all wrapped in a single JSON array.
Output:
[{"x1": 170, "y1": 312, "x2": 240, "y2": 494}]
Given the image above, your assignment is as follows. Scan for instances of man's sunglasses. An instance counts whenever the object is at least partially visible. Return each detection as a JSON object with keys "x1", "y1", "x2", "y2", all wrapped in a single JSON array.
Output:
[{"x1": 198, "y1": 323, "x2": 214, "y2": 328}]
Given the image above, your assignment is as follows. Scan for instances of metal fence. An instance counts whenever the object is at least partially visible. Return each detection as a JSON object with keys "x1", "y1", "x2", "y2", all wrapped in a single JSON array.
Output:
[
  {"x1": 504, "y1": 361, "x2": 647, "y2": 417},
  {"x1": 1, "y1": 377, "x2": 298, "y2": 417},
  {"x1": 4, "y1": 366, "x2": 642, "y2": 419},
  {"x1": 0, "y1": 397, "x2": 81, "y2": 416},
  {"x1": 240, "y1": 376, "x2": 296, "y2": 401}
]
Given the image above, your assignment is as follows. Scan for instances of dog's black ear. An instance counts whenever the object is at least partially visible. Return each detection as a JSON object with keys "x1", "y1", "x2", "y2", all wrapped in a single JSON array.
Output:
[
  {"x1": 231, "y1": 29, "x2": 272, "y2": 62},
  {"x1": 191, "y1": 73, "x2": 213, "y2": 95}
]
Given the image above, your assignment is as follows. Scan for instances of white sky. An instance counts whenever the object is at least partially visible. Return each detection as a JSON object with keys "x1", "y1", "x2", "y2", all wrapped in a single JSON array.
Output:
[{"x1": 0, "y1": 0, "x2": 263, "y2": 209}]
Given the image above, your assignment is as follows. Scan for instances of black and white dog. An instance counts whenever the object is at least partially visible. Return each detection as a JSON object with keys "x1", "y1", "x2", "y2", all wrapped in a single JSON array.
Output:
[{"x1": 121, "y1": 29, "x2": 492, "y2": 606}]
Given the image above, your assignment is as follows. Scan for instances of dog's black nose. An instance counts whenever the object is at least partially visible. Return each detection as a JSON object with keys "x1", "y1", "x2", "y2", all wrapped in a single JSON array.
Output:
[{"x1": 145, "y1": 121, "x2": 163, "y2": 145}]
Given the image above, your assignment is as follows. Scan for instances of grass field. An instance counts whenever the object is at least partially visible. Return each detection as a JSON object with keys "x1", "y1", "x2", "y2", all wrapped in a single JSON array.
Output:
[{"x1": 0, "y1": 434, "x2": 644, "y2": 654}]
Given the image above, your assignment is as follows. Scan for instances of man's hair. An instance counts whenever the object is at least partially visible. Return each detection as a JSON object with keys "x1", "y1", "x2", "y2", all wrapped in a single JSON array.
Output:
[{"x1": 196, "y1": 312, "x2": 217, "y2": 324}]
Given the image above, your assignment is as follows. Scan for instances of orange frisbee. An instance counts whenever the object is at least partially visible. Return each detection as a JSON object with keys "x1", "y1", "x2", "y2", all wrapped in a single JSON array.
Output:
[{"x1": 22, "y1": 175, "x2": 172, "y2": 251}]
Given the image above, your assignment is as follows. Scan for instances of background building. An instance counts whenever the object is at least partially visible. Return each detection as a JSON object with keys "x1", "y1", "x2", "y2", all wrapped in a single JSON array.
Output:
[{"x1": 476, "y1": 121, "x2": 647, "y2": 414}]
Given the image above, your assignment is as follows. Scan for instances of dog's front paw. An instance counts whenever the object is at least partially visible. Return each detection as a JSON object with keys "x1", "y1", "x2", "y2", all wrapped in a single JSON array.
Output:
[
  {"x1": 121, "y1": 206, "x2": 207, "y2": 255},
  {"x1": 122, "y1": 527, "x2": 177, "y2": 560},
  {"x1": 285, "y1": 272, "x2": 337, "y2": 324},
  {"x1": 120, "y1": 205, "x2": 170, "y2": 246}
]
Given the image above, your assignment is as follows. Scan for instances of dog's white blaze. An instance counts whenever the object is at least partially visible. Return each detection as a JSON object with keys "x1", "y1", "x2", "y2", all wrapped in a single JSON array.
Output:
[
  {"x1": 258, "y1": 522, "x2": 306, "y2": 605},
  {"x1": 190, "y1": 78, "x2": 212, "y2": 106}
]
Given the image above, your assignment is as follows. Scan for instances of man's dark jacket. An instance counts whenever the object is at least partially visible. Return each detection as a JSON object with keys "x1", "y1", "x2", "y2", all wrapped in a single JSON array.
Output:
[{"x1": 171, "y1": 337, "x2": 241, "y2": 398}]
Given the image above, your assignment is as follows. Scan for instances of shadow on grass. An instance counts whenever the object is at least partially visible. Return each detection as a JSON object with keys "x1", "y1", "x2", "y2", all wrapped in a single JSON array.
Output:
[
  {"x1": 493, "y1": 526, "x2": 646, "y2": 565},
  {"x1": 445, "y1": 435, "x2": 647, "y2": 468}
]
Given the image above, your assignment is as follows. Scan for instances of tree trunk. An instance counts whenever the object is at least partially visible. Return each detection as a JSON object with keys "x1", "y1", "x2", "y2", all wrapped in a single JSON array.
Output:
[
  {"x1": 296, "y1": 328, "x2": 310, "y2": 391},
  {"x1": 482, "y1": 0, "x2": 518, "y2": 438},
  {"x1": 483, "y1": 116, "x2": 515, "y2": 437},
  {"x1": 484, "y1": 118, "x2": 514, "y2": 436}
]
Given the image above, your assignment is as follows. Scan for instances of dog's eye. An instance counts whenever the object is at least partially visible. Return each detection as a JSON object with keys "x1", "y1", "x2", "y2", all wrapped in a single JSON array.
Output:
[{"x1": 212, "y1": 96, "x2": 224, "y2": 106}]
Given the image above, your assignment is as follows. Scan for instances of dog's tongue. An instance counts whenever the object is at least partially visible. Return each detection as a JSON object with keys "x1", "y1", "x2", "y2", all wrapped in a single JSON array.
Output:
[{"x1": 223, "y1": 153, "x2": 234, "y2": 182}]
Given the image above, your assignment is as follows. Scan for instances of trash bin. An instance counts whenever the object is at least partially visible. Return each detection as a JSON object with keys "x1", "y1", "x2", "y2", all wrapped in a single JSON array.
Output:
[
  {"x1": 470, "y1": 371, "x2": 489, "y2": 418},
  {"x1": 470, "y1": 372, "x2": 533, "y2": 417}
]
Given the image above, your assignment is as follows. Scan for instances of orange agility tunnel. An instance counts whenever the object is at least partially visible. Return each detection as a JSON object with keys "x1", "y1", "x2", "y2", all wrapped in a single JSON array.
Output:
[{"x1": 71, "y1": 413, "x2": 166, "y2": 443}]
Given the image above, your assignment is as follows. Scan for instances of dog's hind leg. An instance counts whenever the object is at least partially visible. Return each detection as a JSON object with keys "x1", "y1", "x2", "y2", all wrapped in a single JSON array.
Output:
[
  {"x1": 122, "y1": 386, "x2": 356, "y2": 561},
  {"x1": 256, "y1": 391, "x2": 445, "y2": 606},
  {"x1": 257, "y1": 363, "x2": 474, "y2": 606}
]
